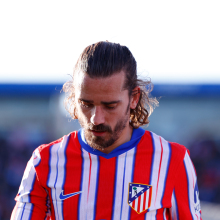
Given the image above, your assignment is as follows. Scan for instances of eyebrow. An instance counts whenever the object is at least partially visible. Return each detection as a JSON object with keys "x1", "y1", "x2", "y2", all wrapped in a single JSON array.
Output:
[
  {"x1": 101, "y1": 101, "x2": 121, "y2": 105},
  {"x1": 79, "y1": 99, "x2": 121, "y2": 105}
]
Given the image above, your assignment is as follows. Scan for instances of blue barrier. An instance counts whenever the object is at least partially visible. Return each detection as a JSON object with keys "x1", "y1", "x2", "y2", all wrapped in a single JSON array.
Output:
[{"x1": 0, "y1": 83, "x2": 220, "y2": 97}]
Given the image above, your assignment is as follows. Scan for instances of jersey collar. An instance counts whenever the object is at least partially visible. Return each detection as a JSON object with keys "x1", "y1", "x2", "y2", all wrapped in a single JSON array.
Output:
[{"x1": 78, "y1": 127, "x2": 145, "y2": 159}]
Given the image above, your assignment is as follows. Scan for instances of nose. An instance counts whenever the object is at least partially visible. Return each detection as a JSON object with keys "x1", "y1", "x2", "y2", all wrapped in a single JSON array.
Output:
[{"x1": 90, "y1": 106, "x2": 105, "y2": 125}]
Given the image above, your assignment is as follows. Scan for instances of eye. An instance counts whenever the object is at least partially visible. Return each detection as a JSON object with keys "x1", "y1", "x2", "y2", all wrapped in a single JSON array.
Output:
[
  {"x1": 105, "y1": 104, "x2": 117, "y2": 110},
  {"x1": 79, "y1": 101, "x2": 93, "y2": 108}
]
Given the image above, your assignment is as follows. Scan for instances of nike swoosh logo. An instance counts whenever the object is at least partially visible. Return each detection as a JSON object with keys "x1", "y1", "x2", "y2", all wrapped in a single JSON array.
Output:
[{"x1": 59, "y1": 190, "x2": 82, "y2": 200}]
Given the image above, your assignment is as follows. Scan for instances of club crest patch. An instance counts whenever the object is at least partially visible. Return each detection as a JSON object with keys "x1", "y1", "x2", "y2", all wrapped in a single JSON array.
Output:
[{"x1": 128, "y1": 182, "x2": 152, "y2": 214}]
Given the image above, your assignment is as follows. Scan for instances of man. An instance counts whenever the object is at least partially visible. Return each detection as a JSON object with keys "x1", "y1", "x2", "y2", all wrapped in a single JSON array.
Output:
[{"x1": 11, "y1": 41, "x2": 202, "y2": 219}]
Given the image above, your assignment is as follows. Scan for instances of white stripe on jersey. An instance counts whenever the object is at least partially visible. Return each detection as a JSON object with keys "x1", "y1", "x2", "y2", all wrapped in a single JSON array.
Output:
[
  {"x1": 47, "y1": 135, "x2": 68, "y2": 220},
  {"x1": 79, "y1": 149, "x2": 90, "y2": 220},
  {"x1": 14, "y1": 202, "x2": 24, "y2": 220},
  {"x1": 170, "y1": 190, "x2": 178, "y2": 220},
  {"x1": 17, "y1": 154, "x2": 37, "y2": 203},
  {"x1": 112, "y1": 153, "x2": 126, "y2": 220},
  {"x1": 56, "y1": 136, "x2": 69, "y2": 220},
  {"x1": 47, "y1": 142, "x2": 61, "y2": 220},
  {"x1": 134, "y1": 197, "x2": 138, "y2": 211},
  {"x1": 14, "y1": 202, "x2": 33, "y2": 220},
  {"x1": 120, "y1": 147, "x2": 136, "y2": 220},
  {"x1": 13, "y1": 149, "x2": 46, "y2": 220},
  {"x1": 86, "y1": 153, "x2": 99, "y2": 220},
  {"x1": 149, "y1": 132, "x2": 161, "y2": 210},
  {"x1": 140, "y1": 191, "x2": 144, "y2": 213},
  {"x1": 32, "y1": 148, "x2": 41, "y2": 167},
  {"x1": 145, "y1": 209, "x2": 157, "y2": 220},
  {"x1": 163, "y1": 208, "x2": 167, "y2": 220},
  {"x1": 150, "y1": 132, "x2": 171, "y2": 211},
  {"x1": 145, "y1": 189, "x2": 150, "y2": 210},
  {"x1": 154, "y1": 136, "x2": 171, "y2": 208},
  {"x1": 184, "y1": 151, "x2": 198, "y2": 219}
]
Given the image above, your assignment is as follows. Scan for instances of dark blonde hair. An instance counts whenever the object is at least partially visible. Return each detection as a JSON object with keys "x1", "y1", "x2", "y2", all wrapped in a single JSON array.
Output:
[{"x1": 63, "y1": 41, "x2": 158, "y2": 128}]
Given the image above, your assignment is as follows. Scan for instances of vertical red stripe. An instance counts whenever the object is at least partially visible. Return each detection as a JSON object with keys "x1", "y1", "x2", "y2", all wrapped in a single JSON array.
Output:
[
  {"x1": 160, "y1": 142, "x2": 189, "y2": 216},
  {"x1": 173, "y1": 150, "x2": 193, "y2": 219},
  {"x1": 132, "y1": 200, "x2": 135, "y2": 208},
  {"x1": 130, "y1": 131, "x2": 154, "y2": 219},
  {"x1": 143, "y1": 191, "x2": 147, "y2": 211},
  {"x1": 30, "y1": 177, "x2": 49, "y2": 220},
  {"x1": 148, "y1": 187, "x2": 152, "y2": 208},
  {"x1": 95, "y1": 156, "x2": 116, "y2": 219},
  {"x1": 154, "y1": 137, "x2": 164, "y2": 205},
  {"x1": 62, "y1": 132, "x2": 83, "y2": 219},
  {"x1": 87, "y1": 153, "x2": 92, "y2": 202},
  {"x1": 137, "y1": 196, "x2": 141, "y2": 213}
]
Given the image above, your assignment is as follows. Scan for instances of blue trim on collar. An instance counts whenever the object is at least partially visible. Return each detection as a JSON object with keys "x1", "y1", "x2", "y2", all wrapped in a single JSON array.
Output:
[{"x1": 78, "y1": 127, "x2": 145, "y2": 159}]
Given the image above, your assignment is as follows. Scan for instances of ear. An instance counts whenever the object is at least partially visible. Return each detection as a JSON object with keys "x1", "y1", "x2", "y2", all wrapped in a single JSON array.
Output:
[{"x1": 130, "y1": 87, "x2": 141, "y2": 109}]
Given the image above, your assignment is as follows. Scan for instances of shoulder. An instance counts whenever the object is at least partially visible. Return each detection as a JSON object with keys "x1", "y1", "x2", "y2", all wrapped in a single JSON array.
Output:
[
  {"x1": 142, "y1": 130, "x2": 187, "y2": 160},
  {"x1": 38, "y1": 131, "x2": 78, "y2": 152},
  {"x1": 32, "y1": 131, "x2": 79, "y2": 166}
]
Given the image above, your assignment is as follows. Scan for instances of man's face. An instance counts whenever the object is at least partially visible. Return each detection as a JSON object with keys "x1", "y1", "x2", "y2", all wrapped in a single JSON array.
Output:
[{"x1": 74, "y1": 71, "x2": 133, "y2": 151}]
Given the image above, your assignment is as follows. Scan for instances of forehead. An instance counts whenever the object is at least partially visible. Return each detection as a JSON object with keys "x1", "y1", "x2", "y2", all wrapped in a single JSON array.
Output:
[{"x1": 74, "y1": 71, "x2": 127, "y2": 100}]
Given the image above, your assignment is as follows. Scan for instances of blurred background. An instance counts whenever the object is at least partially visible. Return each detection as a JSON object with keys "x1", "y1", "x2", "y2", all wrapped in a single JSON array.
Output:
[{"x1": 0, "y1": 0, "x2": 220, "y2": 219}]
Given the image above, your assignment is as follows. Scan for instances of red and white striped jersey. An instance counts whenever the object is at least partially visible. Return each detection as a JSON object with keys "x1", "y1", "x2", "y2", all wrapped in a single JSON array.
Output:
[{"x1": 11, "y1": 128, "x2": 202, "y2": 220}]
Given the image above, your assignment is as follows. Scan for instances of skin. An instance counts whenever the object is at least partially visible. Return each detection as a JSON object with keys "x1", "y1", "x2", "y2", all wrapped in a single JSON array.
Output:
[{"x1": 74, "y1": 70, "x2": 140, "y2": 154}]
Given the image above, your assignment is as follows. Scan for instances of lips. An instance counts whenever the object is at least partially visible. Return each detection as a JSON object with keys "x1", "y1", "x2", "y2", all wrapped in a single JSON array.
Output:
[{"x1": 90, "y1": 130, "x2": 107, "y2": 136}]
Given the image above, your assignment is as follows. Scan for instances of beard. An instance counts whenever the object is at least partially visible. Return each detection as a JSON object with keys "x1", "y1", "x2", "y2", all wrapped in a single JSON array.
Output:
[{"x1": 78, "y1": 108, "x2": 130, "y2": 151}]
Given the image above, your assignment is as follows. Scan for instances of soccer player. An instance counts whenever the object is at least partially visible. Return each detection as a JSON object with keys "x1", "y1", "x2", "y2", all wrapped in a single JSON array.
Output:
[{"x1": 11, "y1": 41, "x2": 202, "y2": 219}]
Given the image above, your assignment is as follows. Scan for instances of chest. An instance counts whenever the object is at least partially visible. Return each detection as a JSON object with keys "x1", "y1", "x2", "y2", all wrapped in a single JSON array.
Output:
[{"x1": 42, "y1": 146, "x2": 174, "y2": 220}]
